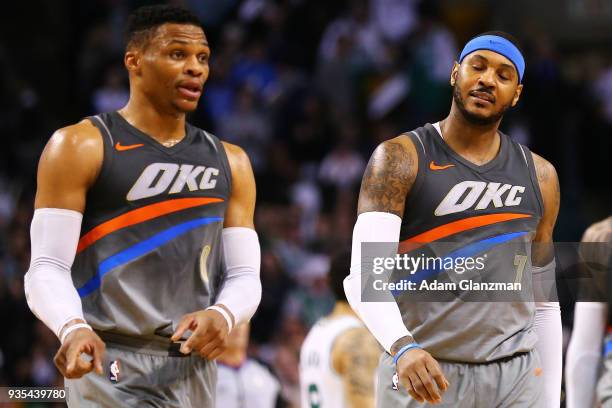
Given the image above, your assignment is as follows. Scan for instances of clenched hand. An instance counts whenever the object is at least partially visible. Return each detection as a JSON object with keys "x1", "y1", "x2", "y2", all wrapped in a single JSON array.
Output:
[{"x1": 396, "y1": 348, "x2": 449, "y2": 404}]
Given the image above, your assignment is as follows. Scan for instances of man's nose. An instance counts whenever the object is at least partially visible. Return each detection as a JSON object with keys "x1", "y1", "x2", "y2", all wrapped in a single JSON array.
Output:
[
  {"x1": 184, "y1": 55, "x2": 204, "y2": 77},
  {"x1": 478, "y1": 68, "x2": 496, "y2": 89}
]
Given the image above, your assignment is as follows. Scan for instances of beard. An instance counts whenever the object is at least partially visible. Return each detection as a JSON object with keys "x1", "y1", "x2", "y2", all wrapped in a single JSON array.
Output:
[{"x1": 453, "y1": 85, "x2": 511, "y2": 126}]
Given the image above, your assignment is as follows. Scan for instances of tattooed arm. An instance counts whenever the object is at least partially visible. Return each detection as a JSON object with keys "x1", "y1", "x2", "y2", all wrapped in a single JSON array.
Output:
[
  {"x1": 358, "y1": 138, "x2": 418, "y2": 352},
  {"x1": 357, "y1": 136, "x2": 418, "y2": 216},
  {"x1": 531, "y1": 152, "x2": 562, "y2": 408},
  {"x1": 356, "y1": 136, "x2": 420, "y2": 353},
  {"x1": 346, "y1": 135, "x2": 448, "y2": 404},
  {"x1": 357, "y1": 139, "x2": 419, "y2": 346},
  {"x1": 532, "y1": 152, "x2": 560, "y2": 265},
  {"x1": 331, "y1": 327, "x2": 381, "y2": 408}
]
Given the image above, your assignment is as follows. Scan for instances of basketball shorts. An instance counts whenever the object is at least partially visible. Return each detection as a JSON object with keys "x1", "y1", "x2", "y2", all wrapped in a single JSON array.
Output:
[
  {"x1": 64, "y1": 334, "x2": 216, "y2": 407},
  {"x1": 376, "y1": 349, "x2": 543, "y2": 407}
]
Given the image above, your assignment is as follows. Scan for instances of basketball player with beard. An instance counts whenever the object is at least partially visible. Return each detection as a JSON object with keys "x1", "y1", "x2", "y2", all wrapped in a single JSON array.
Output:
[{"x1": 344, "y1": 31, "x2": 562, "y2": 407}]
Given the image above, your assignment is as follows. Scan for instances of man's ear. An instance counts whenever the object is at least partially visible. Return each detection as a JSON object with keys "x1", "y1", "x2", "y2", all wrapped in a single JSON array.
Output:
[
  {"x1": 124, "y1": 48, "x2": 142, "y2": 76},
  {"x1": 450, "y1": 61, "x2": 460, "y2": 87},
  {"x1": 511, "y1": 83, "x2": 523, "y2": 107}
]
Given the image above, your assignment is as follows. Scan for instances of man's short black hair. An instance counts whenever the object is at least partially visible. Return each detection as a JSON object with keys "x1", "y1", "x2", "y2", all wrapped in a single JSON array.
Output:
[
  {"x1": 329, "y1": 248, "x2": 352, "y2": 301},
  {"x1": 474, "y1": 30, "x2": 523, "y2": 55},
  {"x1": 125, "y1": 5, "x2": 202, "y2": 48}
]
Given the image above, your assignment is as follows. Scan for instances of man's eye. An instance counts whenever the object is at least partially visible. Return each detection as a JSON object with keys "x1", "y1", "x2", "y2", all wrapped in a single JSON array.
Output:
[
  {"x1": 498, "y1": 73, "x2": 510, "y2": 80},
  {"x1": 198, "y1": 54, "x2": 209, "y2": 63},
  {"x1": 171, "y1": 51, "x2": 184, "y2": 59},
  {"x1": 472, "y1": 65, "x2": 484, "y2": 71}
]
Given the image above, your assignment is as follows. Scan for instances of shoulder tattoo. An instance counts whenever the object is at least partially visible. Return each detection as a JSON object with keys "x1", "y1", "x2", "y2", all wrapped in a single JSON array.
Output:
[{"x1": 358, "y1": 139, "x2": 416, "y2": 217}]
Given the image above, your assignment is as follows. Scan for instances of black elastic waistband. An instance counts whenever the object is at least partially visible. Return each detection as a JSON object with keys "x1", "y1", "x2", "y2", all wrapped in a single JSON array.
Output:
[
  {"x1": 96, "y1": 331, "x2": 191, "y2": 357},
  {"x1": 439, "y1": 350, "x2": 531, "y2": 365}
]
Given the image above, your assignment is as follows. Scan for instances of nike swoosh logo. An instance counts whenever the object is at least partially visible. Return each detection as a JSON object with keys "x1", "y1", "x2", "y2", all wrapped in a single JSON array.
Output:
[
  {"x1": 115, "y1": 142, "x2": 144, "y2": 151},
  {"x1": 429, "y1": 161, "x2": 455, "y2": 170}
]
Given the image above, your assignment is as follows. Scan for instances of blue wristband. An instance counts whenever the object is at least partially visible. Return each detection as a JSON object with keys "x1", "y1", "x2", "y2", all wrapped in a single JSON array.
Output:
[{"x1": 393, "y1": 343, "x2": 423, "y2": 365}]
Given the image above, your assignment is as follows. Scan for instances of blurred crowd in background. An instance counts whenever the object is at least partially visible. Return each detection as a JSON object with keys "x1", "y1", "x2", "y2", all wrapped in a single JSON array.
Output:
[{"x1": 0, "y1": 0, "x2": 610, "y2": 406}]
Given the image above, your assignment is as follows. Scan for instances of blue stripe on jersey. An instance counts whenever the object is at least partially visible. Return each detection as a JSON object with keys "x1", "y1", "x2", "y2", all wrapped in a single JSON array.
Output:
[
  {"x1": 391, "y1": 231, "x2": 528, "y2": 296},
  {"x1": 77, "y1": 216, "x2": 223, "y2": 297}
]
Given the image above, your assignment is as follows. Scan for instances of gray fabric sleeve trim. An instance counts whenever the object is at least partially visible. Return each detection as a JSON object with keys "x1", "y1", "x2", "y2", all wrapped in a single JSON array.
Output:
[
  {"x1": 202, "y1": 130, "x2": 218, "y2": 152},
  {"x1": 410, "y1": 131, "x2": 426, "y2": 155},
  {"x1": 91, "y1": 115, "x2": 114, "y2": 145},
  {"x1": 519, "y1": 145, "x2": 529, "y2": 168}
]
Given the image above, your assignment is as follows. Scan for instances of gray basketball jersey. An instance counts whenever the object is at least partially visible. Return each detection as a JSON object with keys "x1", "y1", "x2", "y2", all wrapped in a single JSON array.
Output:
[
  {"x1": 71, "y1": 111, "x2": 231, "y2": 342},
  {"x1": 397, "y1": 122, "x2": 543, "y2": 362}
]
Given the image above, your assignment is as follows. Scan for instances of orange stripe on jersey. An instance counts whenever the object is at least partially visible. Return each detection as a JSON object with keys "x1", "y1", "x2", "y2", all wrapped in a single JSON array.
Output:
[
  {"x1": 77, "y1": 197, "x2": 224, "y2": 253},
  {"x1": 399, "y1": 213, "x2": 531, "y2": 253}
]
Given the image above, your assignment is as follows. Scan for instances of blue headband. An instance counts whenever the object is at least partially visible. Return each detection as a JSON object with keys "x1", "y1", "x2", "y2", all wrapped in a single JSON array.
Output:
[{"x1": 458, "y1": 35, "x2": 525, "y2": 83}]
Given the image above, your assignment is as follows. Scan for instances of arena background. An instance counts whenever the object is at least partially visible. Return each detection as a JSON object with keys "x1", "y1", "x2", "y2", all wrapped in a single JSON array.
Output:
[{"x1": 0, "y1": 0, "x2": 610, "y2": 406}]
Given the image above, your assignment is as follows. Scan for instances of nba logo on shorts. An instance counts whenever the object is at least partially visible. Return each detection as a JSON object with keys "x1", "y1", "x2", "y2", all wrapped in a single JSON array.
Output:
[
  {"x1": 392, "y1": 372, "x2": 399, "y2": 391},
  {"x1": 109, "y1": 360, "x2": 120, "y2": 383}
]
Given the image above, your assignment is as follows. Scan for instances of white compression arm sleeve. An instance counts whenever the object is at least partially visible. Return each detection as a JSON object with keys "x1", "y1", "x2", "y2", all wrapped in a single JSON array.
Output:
[
  {"x1": 532, "y1": 260, "x2": 562, "y2": 408},
  {"x1": 565, "y1": 302, "x2": 607, "y2": 408},
  {"x1": 24, "y1": 208, "x2": 86, "y2": 338},
  {"x1": 343, "y1": 212, "x2": 411, "y2": 353},
  {"x1": 215, "y1": 227, "x2": 262, "y2": 325}
]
